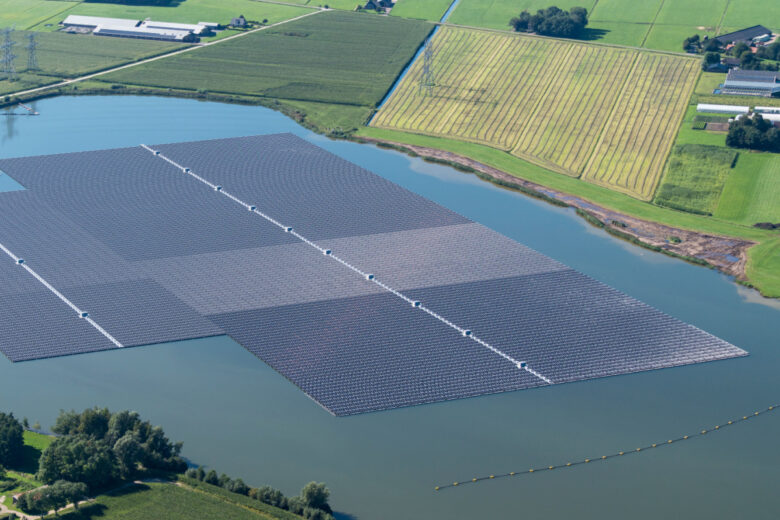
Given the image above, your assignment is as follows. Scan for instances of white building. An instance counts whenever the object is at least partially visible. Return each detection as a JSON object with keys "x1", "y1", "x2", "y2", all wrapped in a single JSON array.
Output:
[
  {"x1": 696, "y1": 103, "x2": 750, "y2": 115},
  {"x1": 62, "y1": 14, "x2": 217, "y2": 42}
]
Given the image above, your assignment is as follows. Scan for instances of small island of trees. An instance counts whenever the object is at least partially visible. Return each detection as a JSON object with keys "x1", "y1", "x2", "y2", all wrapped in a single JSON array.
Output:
[{"x1": 510, "y1": 6, "x2": 589, "y2": 39}]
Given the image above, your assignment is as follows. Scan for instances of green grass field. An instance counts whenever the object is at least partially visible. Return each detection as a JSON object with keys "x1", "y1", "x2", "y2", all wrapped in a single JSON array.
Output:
[
  {"x1": 51, "y1": 482, "x2": 301, "y2": 520},
  {"x1": 0, "y1": 29, "x2": 182, "y2": 98},
  {"x1": 446, "y1": 0, "x2": 779, "y2": 51},
  {"x1": 372, "y1": 26, "x2": 699, "y2": 199},
  {"x1": 715, "y1": 153, "x2": 780, "y2": 225},
  {"x1": 0, "y1": 0, "x2": 78, "y2": 30},
  {"x1": 653, "y1": 144, "x2": 737, "y2": 214},
  {"x1": 103, "y1": 11, "x2": 432, "y2": 106},
  {"x1": 26, "y1": 0, "x2": 313, "y2": 31},
  {"x1": 590, "y1": 0, "x2": 662, "y2": 23},
  {"x1": 391, "y1": 0, "x2": 454, "y2": 21}
]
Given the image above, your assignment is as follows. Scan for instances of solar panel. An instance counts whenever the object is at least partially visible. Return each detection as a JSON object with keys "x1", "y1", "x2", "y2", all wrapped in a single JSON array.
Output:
[
  {"x1": 209, "y1": 292, "x2": 545, "y2": 416},
  {"x1": 0, "y1": 134, "x2": 748, "y2": 415},
  {"x1": 153, "y1": 134, "x2": 470, "y2": 241}
]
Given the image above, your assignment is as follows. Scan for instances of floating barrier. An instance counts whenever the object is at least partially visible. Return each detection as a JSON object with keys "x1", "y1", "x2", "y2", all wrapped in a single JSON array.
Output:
[{"x1": 434, "y1": 403, "x2": 778, "y2": 491}]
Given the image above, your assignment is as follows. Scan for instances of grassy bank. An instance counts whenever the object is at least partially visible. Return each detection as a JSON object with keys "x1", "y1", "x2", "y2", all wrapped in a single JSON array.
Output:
[
  {"x1": 357, "y1": 126, "x2": 780, "y2": 297},
  {"x1": 46, "y1": 480, "x2": 304, "y2": 520}
]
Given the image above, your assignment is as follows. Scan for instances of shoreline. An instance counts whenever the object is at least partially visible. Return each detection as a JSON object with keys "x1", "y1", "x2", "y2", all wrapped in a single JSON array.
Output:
[{"x1": 357, "y1": 137, "x2": 756, "y2": 285}]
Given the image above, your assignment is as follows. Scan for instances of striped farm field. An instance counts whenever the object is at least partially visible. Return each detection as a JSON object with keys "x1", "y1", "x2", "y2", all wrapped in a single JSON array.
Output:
[
  {"x1": 371, "y1": 27, "x2": 699, "y2": 199},
  {"x1": 581, "y1": 53, "x2": 699, "y2": 199}
]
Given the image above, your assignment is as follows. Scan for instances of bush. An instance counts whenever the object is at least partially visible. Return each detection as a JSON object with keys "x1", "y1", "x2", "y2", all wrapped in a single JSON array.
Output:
[
  {"x1": 692, "y1": 121, "x2": 707, "y2": 130},
  {"x1": 0, "y1": 413, "x2": 24, "y2": 467}
]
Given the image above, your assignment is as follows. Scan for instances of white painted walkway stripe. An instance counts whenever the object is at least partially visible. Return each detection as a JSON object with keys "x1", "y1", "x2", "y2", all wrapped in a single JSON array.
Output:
[
  {"x1": 0, "y1": 241, "x2": 124, "y2": 348},
  {"x1": 142, "y1": 145, "x2": 553, "y2": 385}
]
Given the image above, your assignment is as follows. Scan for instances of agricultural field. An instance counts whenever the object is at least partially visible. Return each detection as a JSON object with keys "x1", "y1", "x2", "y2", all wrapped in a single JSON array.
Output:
[
  {"x1": 0, "y1": 30, "x2": 182, "y2": 97},
  {"x1": 26, "y1": 0, "x2": 313, "y2": 31},
  {"x1": 103, "y1": 11, "x2": 432, "y2": 107},
  {"x1": 581, "y1": 52, "x2": 699, "y2": 199},
  {"x1": 391, "y1": 0, "x2": 455, "y2": 21},
  {"x1": 715, "y1": 153, "x2": 780, "y2": 225},
  {"x1": 0, "y1": 0, "x2": 78, "y2": 30},
  {"x1": 653, "y1": 144, "x2": 737, "y2": 214},
  {"x1": 54, "y1": 481, "x2": 303, "y2": 520},
  {"x1": 372, "y1": 26, "x2": 699, "y2": 199},
  {"x1": 446, "y1": 0, "x2": 780, "y2": 52}
]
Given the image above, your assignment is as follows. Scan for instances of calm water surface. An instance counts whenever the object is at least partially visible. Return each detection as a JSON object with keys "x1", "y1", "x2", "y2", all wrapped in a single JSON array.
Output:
[{"x1": 0, "y1": 97, "x2": 778, "y2": 520}]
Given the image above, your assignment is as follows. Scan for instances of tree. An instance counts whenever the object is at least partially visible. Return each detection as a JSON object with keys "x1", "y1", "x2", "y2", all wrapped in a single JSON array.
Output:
[
  {"x1": 113, "y1": 433, "x2": 142, "y2": 478},
  {"x1": 226, "y1": 478, "x2": 249, "y2": 495},
  {"x1": 19, "y1": 481, "x2": 88, "y2": 516},
  {"x1": 204, "y1": 469, "x2": 219, "y2": 485},
  {"x1": 0, "y1": 412, "x2": 24, "y2": 467},
  {"x1": 300, "y1": 482, "x2": 331, "y2": 513},
  {"x1": 727, "y1": 114, "x2": 780, "y2": 152},
  {"x1": 702, "y1": 51, "x2": 720, "y2": 70},
  {"x1": 703, "y1": 37, "x2": 721, "y2": 52},
  {"x1": 37, "y1": 435, "x2": 116, "y2": 490}
]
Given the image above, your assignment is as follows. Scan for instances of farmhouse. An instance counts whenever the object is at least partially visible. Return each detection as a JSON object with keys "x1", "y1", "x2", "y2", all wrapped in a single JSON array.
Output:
[
  {"x1": 721, "y1": 69, "x2": 780, "y2": 97},
  {"x1": 230, "y1": 15, "x2": 248, "y2": 28},
  {"x1": 715, "y1": 25, "x2": 773, "y2": 45}
]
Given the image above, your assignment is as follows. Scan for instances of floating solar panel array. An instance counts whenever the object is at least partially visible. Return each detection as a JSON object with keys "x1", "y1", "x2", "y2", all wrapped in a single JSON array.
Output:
[{"x1": 0, "y1": 134, "x2": 747, "y2": 415}]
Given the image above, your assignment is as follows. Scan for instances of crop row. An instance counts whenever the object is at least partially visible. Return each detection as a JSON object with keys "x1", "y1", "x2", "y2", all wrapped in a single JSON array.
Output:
[
  {"x1": 581, "y1": 53, "x2": 699, "y2": 200},
  {"x1": 373, "y1": 27, "x2": 699, "y2": 199}
]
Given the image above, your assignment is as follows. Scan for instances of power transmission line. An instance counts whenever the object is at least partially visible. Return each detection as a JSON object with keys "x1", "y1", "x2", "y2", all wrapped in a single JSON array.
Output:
[
  {"x1": 1, "y1": 27, "x2": 18, "y2": 81},
  {"x1": 26, "y1": 32, "x2": 38, "y2": 71},
  {"x1": 419, "y1": 39, "x2": 435, "y2": 96}
]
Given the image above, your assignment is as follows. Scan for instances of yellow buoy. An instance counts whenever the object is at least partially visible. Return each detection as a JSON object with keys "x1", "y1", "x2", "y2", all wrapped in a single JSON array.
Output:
[
  {"x1": 548, "y1": 466, "x2": 554, "y2": 470},
  {"x1": 619, "y1": 452, "x2": 624, "y2": 456},
  {"x1": 715, "y1": 425, "x2": 719, "y2": 430},
  {"x1": 584, "y1": 459, "x2": 590, "y2": 463},
  {"x1": 636, "y1": 448, "x2": 641, "y2": 452},
  {"x1": 453, "y1": 482, "x2": 458, "y2": 486},
  {"x1": 683, "y1": 435, "x2": 689, "y2": 440},
  {"x1": 566, "y1": 462, "x2": 572, "y2": 466},
  {"x1": 435, "y1": 487, "x2": 440, "y2": 491},
  {"x1": 489, "y1": 475, "x2": 495, "y2": 479},
  {"x1": 667, "y1": 440, "x2": 673, "y2": 444},
  {"x1": 509, "y1": 472, "x2": 516, "y2": 476},
  {"x1": 472, "y1": 478, "x2": 477, "y2": 482},
  {"x1": 701, "y1": 430, "x2": 707, "y2": 434},
  {"x1": 601, "y1": 455, "x2": 607, "y2": 459},
  {"x1": 651, "y1": 444, "x2": 657, "y2": 448}
]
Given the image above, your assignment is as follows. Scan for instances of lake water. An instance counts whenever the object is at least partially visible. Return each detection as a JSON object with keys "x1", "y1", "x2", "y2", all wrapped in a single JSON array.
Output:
[{"x1": 0, "y1": 96, "x2": 778, "y2": 520}]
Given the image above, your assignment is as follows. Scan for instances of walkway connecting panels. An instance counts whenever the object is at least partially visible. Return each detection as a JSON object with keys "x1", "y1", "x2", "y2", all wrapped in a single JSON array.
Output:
[{"x1": 0, "y1": 134, "x2": 747, "y2": 415}]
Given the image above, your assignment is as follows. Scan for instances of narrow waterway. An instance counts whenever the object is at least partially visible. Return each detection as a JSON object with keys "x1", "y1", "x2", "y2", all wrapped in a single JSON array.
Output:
[{"x1": 0, "y1": 96, "x2": 778, "y2": 520}]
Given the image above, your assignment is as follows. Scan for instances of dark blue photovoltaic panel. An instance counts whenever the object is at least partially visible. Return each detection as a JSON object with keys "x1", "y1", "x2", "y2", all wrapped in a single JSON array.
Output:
[
  {"x1": 405, "y1": 272, "x2": 746, "y2": 385},
  {"x1": 61, "y1": 280, "x2": 223, "y2": 347},
  {"x1": 153, "y1": 134, "x2": 469, "y2": 241},
  {"x1": 0, "y1": 148, "x2": 298, "y2": 261},
  {"x1": 209, "y1": 292, "x2": 544, "y2": 416},
  {"x1": 0, "y1": 289, "x2": 116, "y2": 362},
  {"x1": 0, "y1": 134, "x2": 749, "y2": 415}
]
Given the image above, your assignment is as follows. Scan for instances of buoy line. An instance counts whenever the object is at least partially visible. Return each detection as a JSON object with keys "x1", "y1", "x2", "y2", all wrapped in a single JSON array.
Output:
[{"x1": 434, "y1": 403, "x2": 778, "y2": 491}]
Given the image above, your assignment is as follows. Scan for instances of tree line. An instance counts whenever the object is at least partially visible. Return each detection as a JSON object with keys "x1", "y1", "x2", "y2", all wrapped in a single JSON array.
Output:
[{"x1": 510, "y1": 6, "x2": 589, "y2": 39}]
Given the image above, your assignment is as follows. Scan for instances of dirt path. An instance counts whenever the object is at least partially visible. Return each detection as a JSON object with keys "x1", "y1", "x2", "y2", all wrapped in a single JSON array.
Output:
[
  {"x1": 361, "y1": 138, "x2": 755, "y2": 280},
  {"x1": 5, "y1": 9, "x2": 326, "y2": 101}
]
